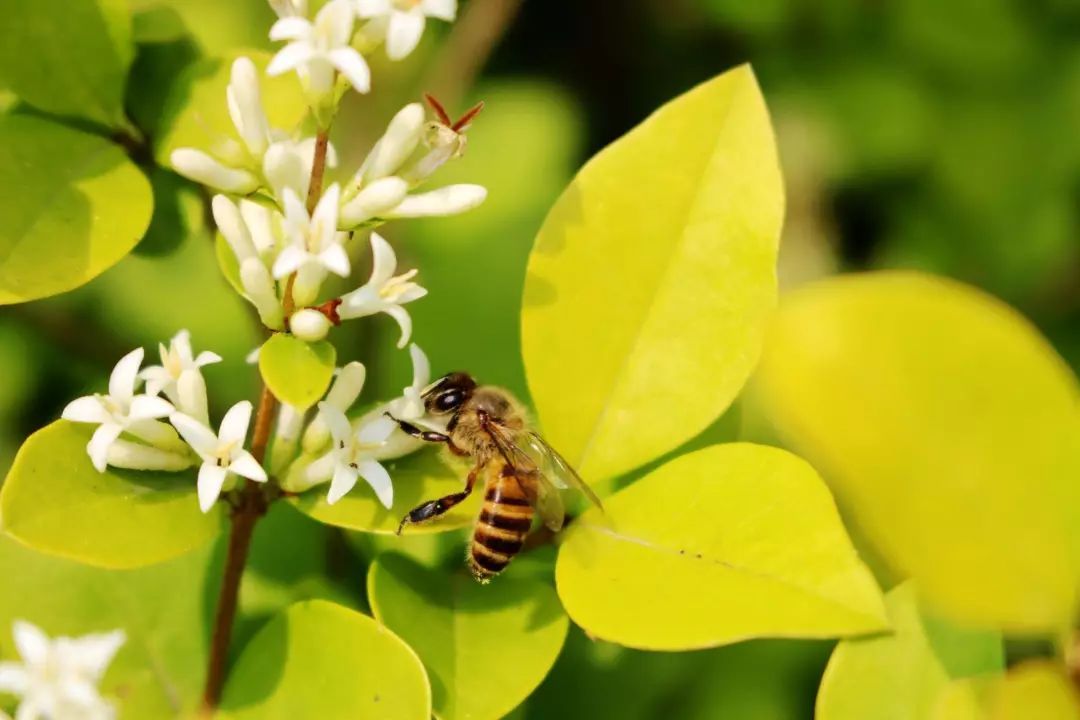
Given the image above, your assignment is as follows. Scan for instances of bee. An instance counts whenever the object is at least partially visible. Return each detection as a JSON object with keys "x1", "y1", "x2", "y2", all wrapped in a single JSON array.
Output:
[{"x1": 388, "y1": 372, "x2": 602, "y2": 583}]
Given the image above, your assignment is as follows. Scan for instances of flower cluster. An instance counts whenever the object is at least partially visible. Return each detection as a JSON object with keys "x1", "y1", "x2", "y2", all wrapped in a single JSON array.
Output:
[{"x1": 0, "y1": 620, "x2": 125, "y2": 720}]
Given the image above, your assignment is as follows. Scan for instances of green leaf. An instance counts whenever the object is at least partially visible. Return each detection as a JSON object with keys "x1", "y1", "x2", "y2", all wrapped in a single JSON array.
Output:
[
  {"x1": 754, "y1": 271, "x2": 1080, "y2": 631},
  {"x1": 259, "y1": 334, "x2": 336, "y2": 410},
  {"x1": 0, "y1": 0, "x2": 133, "y2": 127},
  {"x1": 817, "y1": 582, "x2": 1003, "y2": 720},
  {"x1": 974, "y1": 663, "x2": 1080, "y2": 720},
  {"x1": 290, "y1": 448, "x2": 477, "y2": 534},
  {"x1": 555, "y1": 443, "x2": 887, "y2": 650},
  {"x1": 156, "y1": 51, "x2": 307, "y2": 168},
  {"x1": 218, "y1": 600, "x2": 431, "y2": 720},
  {"x1": 368, "y1": 554, "x2": 569, "y2": 720},
  {"x1": 521, "y1": 64, "x2": 783, "y2": 483},
  {"x1": 0, "y1": 534, "x2": 217, "y2": 718},
  {"x1": 0, "y1": 421, "x2": 222, "y2": 568},
  {"x1": 0, "y1": 114, "x2": 153, "y2": 305}
]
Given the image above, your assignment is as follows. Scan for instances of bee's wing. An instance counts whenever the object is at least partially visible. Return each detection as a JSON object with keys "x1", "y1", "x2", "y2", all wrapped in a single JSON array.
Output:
[
  {"x1": 483, "y1": 421, "x2": 567, "y2": 531},
  {"x1": 524, "y1": 432, "x2": 604, "y2": 511}
]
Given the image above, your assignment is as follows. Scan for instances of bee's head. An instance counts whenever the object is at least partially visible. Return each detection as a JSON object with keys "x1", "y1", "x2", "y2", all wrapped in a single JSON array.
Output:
[{"x1": 422, "y1": 372, "x2": 476, "y2": 416}]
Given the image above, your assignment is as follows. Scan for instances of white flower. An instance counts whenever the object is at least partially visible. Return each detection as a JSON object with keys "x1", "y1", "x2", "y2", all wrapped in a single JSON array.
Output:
[
  {"x1": 170, "y1": 401, "x2": 268, "y2": 513},
  {"x1": 263, "y1": 137, "x2": 339, "y2": 202},
  {"x1": 384, "y1": 184, "x2": 487, "y2": 218},
  {"x1": 301, "y1": 362, "x2": 367, "y2": 453},
  {"x1": 391, "y1": 343, "x2": 429, "y2": 420},
  {"x1": 290, "y1": 309, "x2": 332, "y2": 342},
  {"x1": 269, "y1": 0, "x2": 307, "y2": 18},
  {"x1": 62, "y1": 348, "x2": 178, "y2": 472},
  {"x1": 356, "y1": 0, "x2": 456, "y2": 60},
  {"x1": 351, "y1": 103, "x2": 425, "y2": 187},
  {"x1": 169, "y1": 149, "x2": 259, "y2": 195},
  {"x1": 139, "y1": 330, "x2": 222, "y2": 425},
  {"x1": 0, "y1": 620, "x2": 125, "y2": 720},
  {"x1": 339, "y1": 176, "x2": 409, "y2": 227},
  {"x1": 227, "y1": 56, "x2": 272, "y2": 158},
  {"x1": 268, "y1": 0, "x2": 371, "y2": 95},
  {"x1": 269, "y1": 402, "x2": 305, "y2": 474},
  {"x1": 306, "y1": 403, "x2": 395, "y2": 505},
  {"x1": 273, "y1": 184, "x2": 350, "y2": 306},
  {"x1": 240, "y1": 258, "x2": 286, "y2": 330},
  {"x1": 337, "y1": 232, "x2": 427, "y2": 347}
]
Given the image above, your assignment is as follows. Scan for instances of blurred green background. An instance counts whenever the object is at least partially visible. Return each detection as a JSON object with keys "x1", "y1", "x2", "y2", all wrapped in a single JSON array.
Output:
[{"x1": 1, "y1": 0, "x2": 1077, "y2": 717}]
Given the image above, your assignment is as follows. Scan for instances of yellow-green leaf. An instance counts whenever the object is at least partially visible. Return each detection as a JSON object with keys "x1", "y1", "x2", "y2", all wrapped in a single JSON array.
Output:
[
  {"x1": 259, "y1": 334, "x2": 336, "y2": 410},
  {"x1": 290, "y1": 448, "x2": 477, "y2": 534},
  {"x1": 555, "y1": 443, "x2": 887, "y2": 650},
  {"x1": 0, "y1": 421, "x2": 222, "y2": 569},
  {"x1": 933, "y1": 663, "x2": 1080, "y2": 720},
  {"x1": 368, "y1": 554, "x2": 568, "y2": 720},
  {"x1": 817, "y1": 582, "x2": 1003, "y2": 720},
  {"x1": 0, "y1": 115, "x2": 153, "y2": 304},
  {"x1": 755, "y1": 271, "x2": 1080, "y2": 631},
  {"x1": 521, "y1": 64, "x2": 783, "y2": 483},
  {"x1": 218, "y1": 600, "x2": 431, "y2": 720}
]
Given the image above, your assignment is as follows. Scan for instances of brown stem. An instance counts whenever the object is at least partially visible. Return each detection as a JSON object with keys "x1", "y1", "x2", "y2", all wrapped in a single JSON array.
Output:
[{"x1": 305, "y1": 130, "x2": 331, "y2": 214}]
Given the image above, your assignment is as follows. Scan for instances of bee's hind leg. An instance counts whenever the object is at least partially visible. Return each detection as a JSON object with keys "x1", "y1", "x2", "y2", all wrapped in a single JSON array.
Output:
[
  {"x1": 397, "y1": 466, "x2": 479, "y2": 535},
  {"x1": 385, "y1": 413, "x2": 467, "y2": 456}
]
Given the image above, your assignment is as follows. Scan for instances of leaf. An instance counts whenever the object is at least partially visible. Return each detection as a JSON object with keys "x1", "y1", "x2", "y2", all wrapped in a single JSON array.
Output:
[
  {"x1": 290, "y1": 448, "x2": 477, "y2": 534},
  {"x1": 0, "y1": 0, "x2": 133, "y2": 127},
  {"x1": 218, "y1": 600, "x2": 431, "y2": 720},
  {"x1": 0, "y1": 534, "x2": 217, "y2": 718},
  {"x1": 155, "y1": 51, "x2": 307, "y2": 168},
  {"x1": 977, "y1": 663, "x2": 1080, "y2": 720},
  {"x1": 555, "y1": 443, "x2": 887, "y2": 650},
  {"x1": 368, "y1": 554, "x2": 569, "y2": 720},
  {"x1": 817, "y1": 582, "x2": 1003, "y2": 720},
  {"x1": 521, "y1": 64, "x2": 783, "y2": 483},
  {"x1": 0, "y1": 421, "x2": 222, "y2": 569},
  {"x1": 258, "y1": 334, "x2": 336, "y2": 410},
  {"x1": 0, "y1": 114, "x2": 153, "y2": 305},
  {"x1": 754, "y1": 271, "x2": 1080, "y2": 631}
]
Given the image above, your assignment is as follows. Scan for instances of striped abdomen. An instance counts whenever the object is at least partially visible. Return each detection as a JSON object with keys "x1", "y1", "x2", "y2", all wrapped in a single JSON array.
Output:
[{"x1": 468, "y1": 468, "x2": 534, "y2": 583}]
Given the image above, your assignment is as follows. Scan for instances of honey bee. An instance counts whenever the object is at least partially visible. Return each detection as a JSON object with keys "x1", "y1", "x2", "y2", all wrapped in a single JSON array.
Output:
[{"x1": 387, "y1": 372, "x2": 602, "y2": 583}]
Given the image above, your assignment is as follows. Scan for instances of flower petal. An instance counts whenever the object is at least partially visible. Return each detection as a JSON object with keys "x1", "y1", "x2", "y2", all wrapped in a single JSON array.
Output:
[
  {"x1": 359, "y1": 103, "x2": 425, "y2": 182},
  {"x1": 272, "y1": 244, "x2": 308, "y2": 279},
  {"x1": 267, "y1": 41, "x2": 317, "y2": 76},
  {"x1": 12, "y1": 620, "x2": 50, "y2": 665},
  {"x1": 107, "y1": 440, "x2": 194, "y2": 472},
  {"x1": 87, "y1": 423, "x2": 123, "y2": 472},
  {"x1": 339, "y1": 176, "x2": 408, "y2": 226},
  {"x1": 408, "y1": 343, "x2": 430, "y2": 389},
  {"x1": 169, "y1": 412, "x2": 219, "y2": 456},
  {"x1": 62, "y1": 396, "x2": 111, "y2": 425},
  {"x1": 357, "y1": 414, "x2": 396, "y2": 444},
  {"x1": 0, "y1": 662, "x2": 28, "y2": 695},
  {"x1": 311, "y1": 183, "x2": 342, "y2": 251},
  {"x1": 384, "y1": 303, "x2": 414, "y2": 348},
  {"x1": 421, "y1": 0, "x2": 456, "y2": 21},
  {"x1": 219, "y1": 400, "x2": 253, "y2": 446},
  {"x1": 328, "y1": 47, "x2": 371, "y2": 93},
  {"x1": 109, "y1": 348, "x2": 144, "y2": 404},
  {"x1": 128, "y1": 394, "x2": 176, "y2": 421},
  {"x1": 317, "y1": 402, "x2": 353, "y2": 444},
  {"x1": 318, "y1": 0, "x2": 356, "y2": 47},
  {"x1": 269, "y1": 16, "x2": 312, "y2": 41},
  {"x1": 356, "y1": 0, "x2": 391, "y2": 17},
  {"x1": 171, "y1": 329, "x2": 194, "y2": 365},
  {"x1": 326, "y1": 362, "x2": 367, "y2": 410},
  {"x1": 229, "y1": 451, "x2": 268, "y2": 482},
  {"x1": 305, "y1": 451, "x2": 337, "y2": 483},
  {"x1": 327, "y1": 462, "x2": 359, "y2": 504},
  {"x1": 212, "y1": 195, "x2": 257, "y2": 262},
  {"x1": 356, "y1": 458, "x2": 393, "y2": 508},
  {"x1": 197, "y1": 463, "x2": 229, "y2": 513},
  {"x1": 318, "y1": 242, "x2": 351, "y2": 277},
  {"x1": 177, "y1": 369, "x2": 210, "y2": 425},
  {"x1": 194, "y1": 350, "x2": 223, "y2": 367},
  {"x1": 169, "y1": 149, "x2": 259, "y2": 194},
  {"x1": 70, "y1": 630, "x2": 126, "y2": 680},
  {"x1": 368, "y1": 231, "x2": 398, "y2": 286},
  {"x1": 388, "y1": 184, "x2": 487, "y2": 218},
  {"x1": 229, "y1": 57, "x2": 270, "y2": 156},
  {"x1": 386, "y1": 9, "x2": 425, "y2": 60}
]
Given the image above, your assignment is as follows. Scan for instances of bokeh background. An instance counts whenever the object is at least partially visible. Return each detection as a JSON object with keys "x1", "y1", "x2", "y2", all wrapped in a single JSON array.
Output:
[{"x1": 1, "y1": 0, "x2": 1077, "y2": 717}]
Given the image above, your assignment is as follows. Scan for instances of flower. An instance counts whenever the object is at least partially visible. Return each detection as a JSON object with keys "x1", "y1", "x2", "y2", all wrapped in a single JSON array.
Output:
[
  {"x1": 170, "y1": 401, "x2": 268, "y2": 513},
  {"x1": 268, "y1": 0, "x2": 307, "y2": 17},
  {"x1": 390, "y1": 342, "x2": 429, "y2": 420},
  {"x1": 263, "y1": 137, "x2": 339, "y2": 202},
  {"x1": 301, "y1": 362, "x2": 367, "y2": 453},
  {"x1": 62, "y1": 348, "x2": 178, "y2": 472},
  {"x1": 268, "y1": 0, "x2": 370, "y2": 95},
  {"x1": 290, "y1": 308, "x2": 332, "y2": 341},
  {"x1": 0, "y1": 620, "x2": 125, "y2": 720},
  {"x1": 356, "y1": 0, "x2": 457, "y2": 60},
  {"x1": 272, "y1": 184, "x2": 350, "y2": 306},
  {"x1": 139, "y1": 330, "x2": 222, "y2": 424},
  {"x1": 337, "y1": 232, "x2": 427, "y2": 347},
  {"x1": 306, "y1": 403, "x2": 396, "y2": 505}
]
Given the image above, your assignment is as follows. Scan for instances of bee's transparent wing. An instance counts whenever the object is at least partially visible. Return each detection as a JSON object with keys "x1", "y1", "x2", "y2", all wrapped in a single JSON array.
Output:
[
  {"x1": 483, "y1": 421, "x2": 567, "y2": 531},
  {"x1": 523, "y1": 432, "x2": 603, "y2": 511}
]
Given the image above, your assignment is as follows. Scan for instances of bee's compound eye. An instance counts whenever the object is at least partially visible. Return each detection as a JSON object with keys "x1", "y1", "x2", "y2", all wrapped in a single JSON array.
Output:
[{"x1": 434, "y1": 390, "x2": 464, "y2": 412}]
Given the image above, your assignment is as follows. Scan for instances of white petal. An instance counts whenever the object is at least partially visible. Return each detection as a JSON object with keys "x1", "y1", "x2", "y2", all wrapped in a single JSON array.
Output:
[
  {"x1": 282, "y1": 186, "x2": 310, "y2": 234},
  {"x1": 88, "y1": 423, "x2": 123, "y2": 472},
  {"x1": 364, "y1": 103, "x2": 425, "y2": 181},
  {"x1": 384, "y1": 304, "x2": 414, "y2": 348},
  {"x1": 229, "y1": 57, "x2": 269, "y2": 156},
  {"x1": 272, "y1": 244, "x2": 308, "y2": 279},
  {"x1": 194, "y1": 351, "x2": 223, "y2": 367},
  {"x1": 267, "y1": 41, "x2": 317, "y2": 76},
  {"x1": 356, "y1": 0, "x2": 391, "y2": 17},
  {"x1": 339, "y1": 176, "x2": 408, "y2": 226},
  {"x1": 357, "y1": 414, "x2": 396, "y2": 443},
  {"x1": 139, "y1": 367, "x2": 172, "y2": 398},
  {"x1": 197, "y1": 463, "x2": 229, "y2": 513},
  {"x1": 356, "y1": 459, "x2": 393, "y2": 508},
  {"x1": 290, "y1": 308, "x2": 331, "y2": 342},
  {"x1": 269, "y1": 16, "x2": 312, "y2": 41},
  {"x1": 421, "y1": 0, "x2": 456, "y2": 21},
  {"x1": 171, "y1": 329, "x2": 194, "y2": 364},
  {"x1": 386, "y1": 9, "x2": 425, "y2": 60},
  {"x1": 318, "y1": 243, "x2": 351, "y2": 277},
  {"x1": 128, "y1": 394, "x2": 175, "y2": 421},
  {"x1": 229, "y1": 451, "x2": 268, "y2": 482},
  {"x1": 219, "y1": 400, "x2": 253, "y2": 446},
  {"x1": 327, "y1": 463, "x2": 359, "y2": 504},
  {"x1": 305, "y1": 451, "x2": 337, "y2": 482},
  {"x1": 13, "y1": 620, "x2": 50, "y2": 665},
  {"x1": 326, "y1": 362, "x2": 366, "y2": 410},
  {"x1": 169, "y1": 149, "x2": 259, "y2": 194},
  {"x1": 264, "y1": 142, "x2": 309, "y2": 200},
  {"x1": 336, "y1": 284, "x2": 379, "y2": 320},
  {"x1": 107, "y1": 440, "x2": 194, "y2": 472},
  {"x1": 368, "y1": 231, "x2": 398, "y2": 286},
  {"x1": 177, "y1": 369, "x2": 209, "y2": 425},
  {"x1": 212, "y1": 195, "x2": 257, "y2": 262},
  {"x1": 311, "y1": 183, "x2": 341, "y2": 250},
  {"x1": 169, "y1": 412, "x2": 219, "y2": 455},
  {"x1": 327, "y1": 47, "x2": 370, "y2": 93},
  {"x1": 70, "y1": 630, "x2": 126, "y2": 680},
  {"x1": 239, "y1": 199, "x2": 277, "y2": 254},
  {"x1": 62, "y1": 396, "x2": 111, "y2": 424},
  {"x1": 317, "y1": 402, "x2": 352, "y2": 444},
  {"x1": 388, "y1": 184, "x2": 487, "y2": 218},
  {"x1": 318, "y1": 0, "x2": 356, "y2": 46},
  {"x1": 109, "y1": 348, "x2": 144, "y2": 404},
  {"x1": 126, "y1": 419, "x2": 186, "y2": 452},
  {"x1": 408, "y1": 343, "x2": 430, "y2": 389},
  {"x1": 0, "y1": 662, "x2": 28, "y2": 695}
]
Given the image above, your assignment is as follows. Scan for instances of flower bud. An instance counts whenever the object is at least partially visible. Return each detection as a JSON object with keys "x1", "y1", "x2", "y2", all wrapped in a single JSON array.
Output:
[
  {"x1": 240, "y1": 258, "x2": 285, "y2": 330},
  {"x1": 171, "y1": 149, "x2": 260, "y2": 194},
  {"x1": 291, "y1": 264, "x2": 327, "y2": 307},
  {"x1": 107, "y1": 439, "x2": 195, "y2": 472},
  {"x1": 386, "y1": 184, "x2": 487, "y2": 218},
  {"x1": 302, "y1": 362, "x2": 366, "y2": 453},
  {"x1": 228, "y1": 57, "x2": 270, "y2": 157},
  {"x1": 339, "y1": 177, "x2": 409, "y2": 227},
  {"x1": 177, "y1": 368, "x2": 210, "y2": 426},
  {"x1": 355, "y1": 103, "x2": 425, "y2": 185},
  {"x1": 270, "y1": 403, "x2": 305, "y2": 474},
  {"x1": 125, "y1": 419, "x2": 188, "y2": 453},
  {"x1": 212, "y1": 195, "x2": 258, "y2": 262},
  {"x1": 290, "y1": 308, "x2": 331, "y2": 342}
]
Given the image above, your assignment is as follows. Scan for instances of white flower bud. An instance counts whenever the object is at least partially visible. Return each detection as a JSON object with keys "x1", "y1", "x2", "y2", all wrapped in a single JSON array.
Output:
[
  {"x1": 279, "y1": 454, "x2": 326, "y2": 493},
  {"x1": 212, "y1": 195, "x2": 258, "y2": 262},
  {"x1": 107, "y1": 439, "x2": 195, "y2": 472},
  {"x1": 125, "y1": 419, "x2": 188, "y2": 453},
  {"x1": 302, "y1": 361, "x2": 366, "y2": 453},
  {"x1": 240, "y1": 258, "x2": 285, "y2": 330},
  {"x1": 228, "y1": 57, "x2": 271, "y2": 157},
  {"x1": 270, "y1": 403, "x2": 305, "y2": 474},
  {"x1": 387, "y1": 184, "x2": 487, "y2": 218},
  {"x1": 170, "y1": 149, "x2": 259, "y2": 194},
  {"x1": 339, "y1": 176, "x2": 409, "y2": 227},
  {"x1": 263, "y1": 141, "x2": 308, "y2": 201},
  {"x1": 356, "y1": 103, "x2": 425, "y2": 185},
  {"x1": 239, "y1": 199, "x2": 279, "y2": 256},
  {"x1": 177, "y1": 368, "x2": 210, "y2": 426},
  {"x1": 290, "y1": 308, "x2": 331, "y2": 342}
]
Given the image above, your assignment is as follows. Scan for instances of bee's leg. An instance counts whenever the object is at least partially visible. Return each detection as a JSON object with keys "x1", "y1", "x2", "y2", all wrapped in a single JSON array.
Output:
[
  {"x1": 397, "y1": 466, "x2": 479, "y2": 535},
  {"x1": 385, "y1": 413, "x2": 467, "y2": 456}
]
